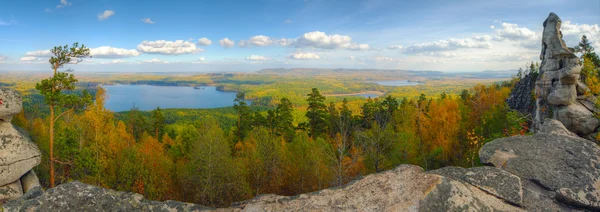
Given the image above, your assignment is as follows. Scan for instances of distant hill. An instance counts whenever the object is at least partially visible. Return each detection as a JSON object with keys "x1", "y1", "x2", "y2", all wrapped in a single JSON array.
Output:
[{"x1": 254, "y1": 68, "x2": 516, "y2": 80}]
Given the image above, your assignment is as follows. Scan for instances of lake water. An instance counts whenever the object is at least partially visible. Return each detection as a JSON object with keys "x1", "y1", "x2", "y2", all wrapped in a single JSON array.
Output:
[
  {"x1": 374, "y1": 80, "x2": 422, "y2": 86},
  {"x1": 103, "y1": 84, "x2": 238, "y2": 112},
  {"x1": 355, "y1": 94, "x2": 381, "y2": 98}
]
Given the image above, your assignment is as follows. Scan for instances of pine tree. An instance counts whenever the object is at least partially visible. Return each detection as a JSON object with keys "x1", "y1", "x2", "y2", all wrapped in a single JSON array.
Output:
[
  {"x1": 574, "y1": 35, "x2": 595, "y2": 56},
  {"x1": 35, "y1": 42, "x2": 92, "y2": 188},
  {"x1": 305, "y1": 88, "x2": 329, "y2": 138},
  {"x1": 151, "y1": 107, "x2": 165, "y2": 140}
]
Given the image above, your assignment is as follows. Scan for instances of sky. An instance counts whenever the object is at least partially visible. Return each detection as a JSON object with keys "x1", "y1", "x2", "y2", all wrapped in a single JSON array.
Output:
[{"x1": 0, "y1": 0, "x2": 599, "y2": 72}]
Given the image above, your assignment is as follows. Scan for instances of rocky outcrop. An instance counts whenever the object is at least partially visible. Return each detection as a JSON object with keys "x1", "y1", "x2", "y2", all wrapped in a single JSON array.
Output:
[
  {"x1": 480, "y1": 119, "x2": 600, "y2": 211},
  {"x1": 534, "y1": 12, "x2": 600, "y2": 137},
  {"x1": 0, "y1": 88, "x2": 42, "y2": 203},
  {"x1": 507, "y1": 72, "x2": 537, "y2": 115}
]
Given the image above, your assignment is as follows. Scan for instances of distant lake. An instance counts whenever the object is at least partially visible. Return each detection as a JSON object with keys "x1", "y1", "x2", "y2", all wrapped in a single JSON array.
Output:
[
  {"x1": 103, "y1": 84, "x2": 238, "y2": 112},
  {"x1": 355, "y1": 93, "x2": 380, "y2": 98},
  {"x1": 374, "y1": 80, "x2": 422, "y2": 86}
]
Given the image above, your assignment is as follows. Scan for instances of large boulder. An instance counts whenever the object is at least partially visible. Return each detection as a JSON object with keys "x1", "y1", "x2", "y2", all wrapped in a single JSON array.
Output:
[
  {"x1": 556, "y1": 103, "x2": 600, "y2": 135},
  {"x1": 479, "y1": 133, "x2": 600, "y2": 210}
]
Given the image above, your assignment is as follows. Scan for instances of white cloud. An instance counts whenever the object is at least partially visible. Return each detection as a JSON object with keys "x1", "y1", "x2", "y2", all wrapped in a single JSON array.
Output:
[
  {"x1": 137, "y1": 40, "x2": 201, "y2": 55},
  {"x1": 220, "y1": 38, "x2": 235, "y2": 48},
  {"x1": 472, "y1": 35, "x2": 492, "y2": 42},
  {"x1": 387, "y1": 44, "x2": 403, "y2": 50},
  {"x1": 288, "y1": 52, "x2": 320, "y2": 60},
  {"x1": 25, "y1": 50, "x2": 52, "y2": 57},
  {"x1": 248, "y1": 35, "x2": 272, "y2": 46},
  {"x1": 284, "y1": 20, "x2": 292, "y2": 24},
  {"x1": 197, "y1": 37, "x2": 212, "y2": 46},
  {"x1": 144, "y1": 58, "x2": 168, "y2": 64},
  {"x1": 141, "y1": 18, "x2": 155, "y2": 24},
  {"x1": 424, "y1": 52, "x2": 461, "y2": 58},
  {"x1": 294, "y1": 31, "x2": 369, "y2": 50},
  {"x1": 490, "y1": 25, "x2": 495, "y2": 29},
  {"x1": 373, "y1": 56, "x2": 401, "y2": 63},
  {"x1": 561, "y1": 21, "x2": 600, "y2": 51},
  {"x1": 111, "y1": 59, "x2": 125, "y2": 64},
  {"x1": 56, "y1": 0, "x2": 71, "y2": 8},
  {"x1": 404, "y1": 37, "x2": 492, "y2": 53},
  {"x1": 20, "y1": 56, "x2": 40, "y2": 61},
  {"x1": 495, "y1": 23, "x2": 538, "y2": 41},
  {"x1": 348, "y1": 43, "x2": 370, "y2": 51},
  {"x1": 246, "y1": 55, "x2": 268, "y2": 61},
  {"x1": 98, "y1": 10, "x2": 115, "y2": 21},
  {"x1": 192, "y1": 57, "x2": 206, "y2": 64},
  {"x1": 0, "y1": 55, "x2": 6, "y2": 64},
  {"x1": 91, "y1": 46, "x2": 141, "y2": 58}
]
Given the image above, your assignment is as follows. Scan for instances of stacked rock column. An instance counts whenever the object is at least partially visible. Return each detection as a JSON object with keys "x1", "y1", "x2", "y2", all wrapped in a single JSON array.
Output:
[{"x1": 0, "y1": 88, "x2": 42, "y2": 203}]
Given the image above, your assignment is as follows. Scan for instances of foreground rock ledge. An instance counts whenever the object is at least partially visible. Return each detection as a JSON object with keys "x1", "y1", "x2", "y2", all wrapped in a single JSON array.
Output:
[{"x1": 3, "y1": 165, "x2": 522, "y2": 212}]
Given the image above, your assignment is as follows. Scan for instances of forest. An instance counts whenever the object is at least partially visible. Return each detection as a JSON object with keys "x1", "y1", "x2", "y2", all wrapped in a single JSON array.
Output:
[{"x1": 5, "y1": 38, "x2": 600, "y2": 207}]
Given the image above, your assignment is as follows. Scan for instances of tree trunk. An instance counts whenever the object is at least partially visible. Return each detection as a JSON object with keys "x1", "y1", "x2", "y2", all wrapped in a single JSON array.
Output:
[{"x1": 50, "y1": 105, "x2": 55, "y2": 188}]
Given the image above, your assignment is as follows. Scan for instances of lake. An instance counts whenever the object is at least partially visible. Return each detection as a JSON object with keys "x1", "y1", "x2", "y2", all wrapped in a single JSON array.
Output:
[
  {"x1": 374, "y1": 80, "x2": 422, "y2": 86},
  {"x1": 103, "y1": 84, "x2": 239, "y2": 112}
]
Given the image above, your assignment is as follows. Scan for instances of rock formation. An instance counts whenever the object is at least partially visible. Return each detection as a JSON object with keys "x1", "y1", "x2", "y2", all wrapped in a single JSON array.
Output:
[
  {"x1": 3, "y1": 118, "x2": 599, "y2": 211},
  {"x1": 507, "y1": 72, "x2": 537, "y2": 116},
  {"x1": 534, "y1": 12, "x2": 600, "y2": 138},
  {"x1": 0, "y1": 88, "x2": 42, "y2": 203}
]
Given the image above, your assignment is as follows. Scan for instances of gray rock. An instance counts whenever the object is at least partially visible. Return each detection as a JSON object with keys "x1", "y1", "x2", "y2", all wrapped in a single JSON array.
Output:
[
  {"x1": 479, "y1": 133, "x2": 600, "y2": 210},
  {"x1": 532, "y1": 12, "x2": 600, "y2": 139},
  {"x1": 20, "y1": 170, "x2": 41, "y2": 193},
  {"x1": 507, "y1": 73, "x2": 537, "y2": 115},
  {"x1": 0, "y1": 179, "x2": 23, "y2": 203},
  {"x1": 547, "y1": 83, "x2": 577, "y2": 106},
  {"x1": 5, "y1": 166, "x2": 523, "y2": 212},
  {"x1": 0, "y1": 122, "x2": 41, "y2": 187},
  {"x1": 556, "y1": 104, "x2": 600, "y2": 135},
  {"x1": 3, "y1": 181, "x2": 213, "y2": 212},
  {"x1": 538, "y1": 118, "x2": 578, "y2": 137},
  {"x1": 0, "y1": 88, "x2": 22, "y2": 123},
  {"x1": 428, "y1": 166, "x2": 523, "y2": 206}
]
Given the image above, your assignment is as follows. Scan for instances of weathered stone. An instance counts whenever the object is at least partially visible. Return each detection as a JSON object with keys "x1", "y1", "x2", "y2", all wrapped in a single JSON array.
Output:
[
  {"x1": 556, "y1": 104, "x2": 600, "y2": 135},
  {"x1": 0, "y1": 122, "x2": 42, "y2": 187},
  {"x1": 538, "y1": 118, "x2": 578, "y2": 137},
  {"x1": 480, "y1": 133, "x2": 600, "y2": 210},
  {"x1": 428, "y1": 166, "x2": 523, "y2": 206},
  {"x1": 507, "y1": 73, "x2": 537, "y2": 115},
  {"x1": 547, "y1": 83, "x2": 577, "y2": 105},
  {"x1": 5, "y1": 165, "x2": 523, "y2": 211},
  {"x1": 0, "y1": 179, "x2": 23, "y2": 203},
  {"x1": 3, "y1": 181, "x2": 213, "y2": 212},
  {"x1": 20, "y1": 170, "x2": 41, "y2": 193},
  {"x1": 0, "y1": 88, "x2": 23, "y2": 123}
]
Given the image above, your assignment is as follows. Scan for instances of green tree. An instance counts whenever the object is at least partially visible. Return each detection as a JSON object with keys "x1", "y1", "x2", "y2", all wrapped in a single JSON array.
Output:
[
  {"x1": 306, "y1": 88, "x2": 329, "y2": 138},
  {"x1": 275, "y1": 98, "x2": 295, "y2": 142},
  {"x1": 233, "y1": 93, "x2": 253, "y2": 142},
  {"x1": 574, "y1": 35, "x2": 595, "y2": 56},
  {"x1": 151, "y1": 107, "x2": 165, "y2": 140},
  {"x1": 35, "y1": 42, "x2": 91, "y2": 188}
]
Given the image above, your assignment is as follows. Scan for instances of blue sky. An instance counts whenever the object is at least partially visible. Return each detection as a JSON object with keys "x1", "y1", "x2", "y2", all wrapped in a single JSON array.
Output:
[{"x1": 0, "y1": 0, "x2": 599, "y2": 72}]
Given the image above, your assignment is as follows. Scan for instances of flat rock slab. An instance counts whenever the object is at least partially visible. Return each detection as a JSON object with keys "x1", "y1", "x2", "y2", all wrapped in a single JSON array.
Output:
[
  {"x1": 428, "y1": 166, "x2": 523, "y2": 206},
  {"x1": 480, "y1": 134, "x2": 600, "y2": 210}
]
